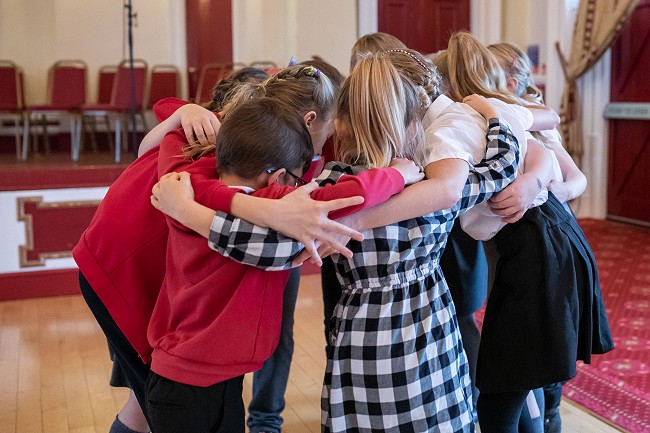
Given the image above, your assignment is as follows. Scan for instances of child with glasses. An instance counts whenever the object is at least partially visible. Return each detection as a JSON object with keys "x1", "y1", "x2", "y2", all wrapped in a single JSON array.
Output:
[{"x1": 145, "y1": 97, "x2": 423, "y2": 433}]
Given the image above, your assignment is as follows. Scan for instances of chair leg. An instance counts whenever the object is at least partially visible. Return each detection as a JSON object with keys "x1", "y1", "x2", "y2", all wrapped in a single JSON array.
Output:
[
  {"x1": 115, "y1": 116, "x2": 121, "y2": 163},
  {"x1": 30, "y1": 115, "x2": 40, "y2": 154},
  {"x1": 71, "y1": 115, "x2": 80, "y2": 162},
  {"x1": 86, "y1": 115, "x2": 99, "y2": 153},
  {"x1": 42, "y1": 115, "x2": 51, "y2": 155},
  {"x1": 104, "y1": 115, "x2": 113, "y2": 151},
  {"x1": 14, "y1": 116, "x2": 21, "y2": 161},
  {"x1": 21, "y1": 113, "x2": 30, "y2": 161}
]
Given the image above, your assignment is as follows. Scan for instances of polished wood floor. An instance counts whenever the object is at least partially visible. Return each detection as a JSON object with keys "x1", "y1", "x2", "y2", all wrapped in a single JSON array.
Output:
[{"x1": 0, "y1": 274, "x2": 623, "y2": 433}]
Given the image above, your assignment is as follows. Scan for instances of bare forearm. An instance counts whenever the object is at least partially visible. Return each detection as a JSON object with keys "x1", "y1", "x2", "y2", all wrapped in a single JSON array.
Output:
[
  {"x1": 527, "y1": 106, "x2": 560, "y2": 131},
  {"x1": 556, "y1": 147, "x2": 587, "y2": 201},
  {"x1": 351, "y1": 160, "x2": 468, "y2": 231},
  {"x1": 524, "y1": 139, "x2": 554, "y2": 189},
  {"x1": 173, "y1": 200, "x2": 215, "y2": 238},
  {"x1": 138, "y1": 111, "x2": 182, "y2": 156}
]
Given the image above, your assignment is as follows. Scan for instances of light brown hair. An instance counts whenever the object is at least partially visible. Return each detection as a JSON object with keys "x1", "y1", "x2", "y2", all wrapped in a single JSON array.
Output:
[
  {"x1": 350, "y1": 32, "x2": 407, "y2": 71},
  {"x1": 432, "y1": 32, "x2": 517, "y2": 104},
  {"x1": 185, "y1": 64, "x2": 335, "y2": 159},
  {"x1": 204, "y1": 67, "x2": 269, "y2": 112},
  {"x1": 335, "y1": 49, "x2": 438, "y2": 168},
  {"x1": 488, "y1": 42, "x2": 545, "y2": 105}
]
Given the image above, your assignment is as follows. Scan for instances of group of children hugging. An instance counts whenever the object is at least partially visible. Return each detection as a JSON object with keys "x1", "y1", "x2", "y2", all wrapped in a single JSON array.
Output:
[{"x1": 73, "y1": 30, "x2": 614, "y2": 433}]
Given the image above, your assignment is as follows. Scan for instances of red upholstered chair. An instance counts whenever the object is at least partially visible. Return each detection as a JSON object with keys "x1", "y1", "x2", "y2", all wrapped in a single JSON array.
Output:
[
  {"x1": 0, "y1": 60, "x2": 25, "y2": 160},
  {"x1": 81, "y1": 59, "x2": 148, "y2": 163},
  {"x1": 21, "y1": 60, "x2": 87, "y2": 160},
  {"x1": 193, "y1": 63, "x2": 247, "y2": 105},
  {"x1": 147, "y1": 64, "x2": 180, "y2": 109},
  {"x1": 97, "y1": 65, "x2": 117, "y2": 104},
  {"x1": 80, "y1": 64, "x2": 117, "y2": 153},
  {"x1": 250, "y1": 60, "x2": 278, "y2": 70}
]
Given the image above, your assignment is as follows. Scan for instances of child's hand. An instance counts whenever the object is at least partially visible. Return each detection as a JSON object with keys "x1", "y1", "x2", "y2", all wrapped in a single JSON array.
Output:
[
  {"x1": 488, "y1": 172, "x2": 542, "y2": 223},
  {"x1": 178, "y1": 104, "x2": 221, "y2": 146},
  {"x1": 151, "y1": 172, "x2": 196, "y2": 221},
  {"x1": 389, "y1": 158, "x2": 425, "y2": 185},
  {"x1": 463, "y1": 94, "x2": 498, "y2": 120}
]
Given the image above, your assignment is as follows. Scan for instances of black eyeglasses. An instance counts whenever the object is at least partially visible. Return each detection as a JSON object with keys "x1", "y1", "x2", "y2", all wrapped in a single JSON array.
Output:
[{"x1": 265, "y1": 167, "x2": 307, "y2": 187}]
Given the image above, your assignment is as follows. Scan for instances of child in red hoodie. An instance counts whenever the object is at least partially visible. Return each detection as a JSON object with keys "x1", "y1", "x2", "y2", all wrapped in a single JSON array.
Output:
[{"x1": 145, "y1": 97, "x2": 423, "y2": 433}]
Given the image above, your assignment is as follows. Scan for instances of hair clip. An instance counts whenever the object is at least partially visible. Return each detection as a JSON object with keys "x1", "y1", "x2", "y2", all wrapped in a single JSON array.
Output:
[
  {"x1": 384, "y1": 49, "x2": 432, "y2": 76},
  {"x1": 287, "y1": 57, "x2": 298, "y2": 66},
  {"x1": 300, "y1": 65, "x2": 321, "y2": 78}
]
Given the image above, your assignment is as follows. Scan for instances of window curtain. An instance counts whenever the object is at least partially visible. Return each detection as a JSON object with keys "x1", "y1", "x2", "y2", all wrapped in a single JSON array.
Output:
[{"x1": 556, "y1": 0, "x2": 639, "y2": 165}]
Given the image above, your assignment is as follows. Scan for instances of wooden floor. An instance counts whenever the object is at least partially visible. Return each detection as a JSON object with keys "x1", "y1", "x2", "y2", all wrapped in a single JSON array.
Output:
[{"x1": 0, "y1": 274, "x2": 623, "y2": 433}]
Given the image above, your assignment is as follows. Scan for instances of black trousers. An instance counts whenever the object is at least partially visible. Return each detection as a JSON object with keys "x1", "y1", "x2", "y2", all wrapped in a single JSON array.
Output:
[
  {"x1": 78, "y1": 272, "x2": 151, "y2": 418},
  {"x1": 146, "y1": 371, "x2": 245, "y2": 433}
]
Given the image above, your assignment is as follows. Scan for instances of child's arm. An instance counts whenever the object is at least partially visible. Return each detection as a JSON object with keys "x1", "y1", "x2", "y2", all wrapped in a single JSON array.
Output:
[
  {"x1": 547, "y1": 145, "x2": 587, "y2": 203},
  {"x1": 309, "y1": 158, "x2": 422, "y2": 219},
  {"x1": 159, "y1": 163, "x2": 415, "y2": 270},
  {"x1": 526, "y1": 105, "x2": 560, "y2": 131},
  {"x1": 138, "y1": 101, "x2": 220, "y2": 156},
  {"x1": 205, "y1": 160, "x2": 422, "y2": 268},
  {"x1": 488, "y1": 138, "x2": 554, "y2": 223},
  {"x1": 234, "y1": 114, "x2": 520, "y2": 268},
  {"x1": 455, "y1": 117, "x2": 520, "y2": 212},
  {"x1": 152, "y1": 175, "x2": 365, "y2": 260}
]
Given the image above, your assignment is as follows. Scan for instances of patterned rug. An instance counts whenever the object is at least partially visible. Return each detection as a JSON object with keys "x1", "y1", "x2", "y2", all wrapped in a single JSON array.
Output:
[
  {"x1": 475, "y1": 219, "x2": 650, "y2": 432},
  {"x1": 563, "y1": 219, "x2": 650, "y2": 433}
]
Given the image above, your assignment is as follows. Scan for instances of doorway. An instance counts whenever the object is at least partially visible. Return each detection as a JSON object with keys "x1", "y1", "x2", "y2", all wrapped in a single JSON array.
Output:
[
  {"x1": 378, "y1": 0, "x2": 470, "y2": 54},
  {"x1": 608, "y1": 0, "x2": 650, "y2": 224}
]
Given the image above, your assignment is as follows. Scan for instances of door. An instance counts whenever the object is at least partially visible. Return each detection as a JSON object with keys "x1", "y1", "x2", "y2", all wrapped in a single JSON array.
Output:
[
  {"x1": 378, "y1": 0, "x2": 470, "y2": 55},
  {"x1": 608, "y1": 0, "x2": 650, "y2": 223},
  {"x1": 185, "y1": 0, "x2": 233, "y2": 99}
]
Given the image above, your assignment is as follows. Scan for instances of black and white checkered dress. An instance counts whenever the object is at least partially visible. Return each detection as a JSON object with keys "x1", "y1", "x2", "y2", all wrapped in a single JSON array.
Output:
[{"x1": 207, "y1": 120, "x2": 519, "y2": 433}]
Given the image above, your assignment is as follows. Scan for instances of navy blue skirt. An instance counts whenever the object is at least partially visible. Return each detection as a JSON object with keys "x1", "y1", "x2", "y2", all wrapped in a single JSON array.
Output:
[{"x1": 477, "y1": 193, "x2": 614, "y2": 393}]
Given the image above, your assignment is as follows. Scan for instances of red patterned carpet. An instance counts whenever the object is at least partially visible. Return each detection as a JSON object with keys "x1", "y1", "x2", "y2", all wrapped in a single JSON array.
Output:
[
  {"x1": 474, "y1": 218, "x2": 650, "y2": 432},
  {"x1": 563, "y1": 219, "x2": 650, "y2": 433}
]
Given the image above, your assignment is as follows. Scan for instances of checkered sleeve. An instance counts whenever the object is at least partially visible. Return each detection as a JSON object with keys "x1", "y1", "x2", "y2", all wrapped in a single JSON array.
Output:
[
  {"x1": 207, "y1": 211, "x2": 302, "y2": 271},
  {"x1": 456, "y1": 118, "x2": 520, "y2": 212},
  {"x1": 206, "y1": 165, "x2": 355, "y2": 271}
]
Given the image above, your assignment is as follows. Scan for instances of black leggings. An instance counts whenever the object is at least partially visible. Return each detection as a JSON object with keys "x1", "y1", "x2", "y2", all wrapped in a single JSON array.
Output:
[
  {"x1": 477, "y1": 388, "x2": 545, "y2": 433},
  {"x1": 78, "y1": 272, "x2": 151, "y2": 418}
]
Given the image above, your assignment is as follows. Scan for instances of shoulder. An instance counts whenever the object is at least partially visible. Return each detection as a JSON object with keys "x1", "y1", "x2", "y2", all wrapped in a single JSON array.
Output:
[
  {"x1": 489, "y1": 99, "x2": 534, "y2": 129},
  {"x1": 185, "y1": 156, "x2": 218, "y2": 178},
  {"x1": 432, "y1": 102, "x2": 485, "y2": 132}
]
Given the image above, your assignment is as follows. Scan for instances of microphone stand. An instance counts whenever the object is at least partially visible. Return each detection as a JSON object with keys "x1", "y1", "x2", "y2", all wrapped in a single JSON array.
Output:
[{"x1": 124, "y1": 0, "x2": 137, "y2": 155}]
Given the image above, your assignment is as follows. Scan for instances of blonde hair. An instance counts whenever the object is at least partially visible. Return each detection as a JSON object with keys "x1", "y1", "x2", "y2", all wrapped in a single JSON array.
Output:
[
  {"x1": 350, "y1": 32, "x2": 407, "y2": 71},
  {"x1": 336, "y1": 49, "x2": 437, "y2": 168},
  {"x1": 184, "y1": 65, "x2": 335, "y2": 159},
  {"x1": 432, "y1": 32, "x2": 518, "y2": 105},
  {"x1": 488, "y1": 42, "x2": 545, "y2": 106},
  {"x1": 488, "y1": 42, "x2": 552, "y2": 147}
]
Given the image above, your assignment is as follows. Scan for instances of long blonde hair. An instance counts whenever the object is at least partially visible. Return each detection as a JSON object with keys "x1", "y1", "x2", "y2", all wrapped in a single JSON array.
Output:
[
  {"x1": 336, "y1": 49, "x2": 439, "y2": 168},
  {"x1": 488, "y1": 42, "x2": 552, "y2": 147},
  {"x1": 184, "y1": 64, "x2": 335, "y2": 159},
  {"x1": 432, "y1": 32, "x2": 518, "y2": 105},
  {"x1": 488, "y1": 42, "x2": 545, "y2": 106}
]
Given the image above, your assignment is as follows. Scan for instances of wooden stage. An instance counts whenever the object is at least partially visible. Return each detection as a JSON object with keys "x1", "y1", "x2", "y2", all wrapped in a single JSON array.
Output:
[{"x1": 0, "y1": 149, "x2": 134, "y2": 301}]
